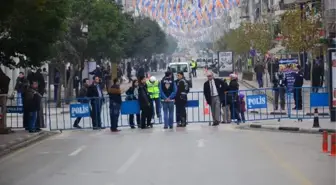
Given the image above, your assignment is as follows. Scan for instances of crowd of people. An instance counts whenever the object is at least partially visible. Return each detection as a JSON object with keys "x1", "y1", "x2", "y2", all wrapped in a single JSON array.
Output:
[
  {"x1": 204, "y1": 72, "x2": 246, "y2": 125},
  {"x1": 72, "y1": 69, "x2": 190, "y2": 132}
]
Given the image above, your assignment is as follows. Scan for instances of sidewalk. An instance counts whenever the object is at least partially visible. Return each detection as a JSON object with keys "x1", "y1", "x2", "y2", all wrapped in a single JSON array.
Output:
[
  {"x1": 238, "y1": 73, "x2": 329, "y2": 116},
  {"x1": 0, "y1": 129, "x2": 57, "y2": 157},
  {"x1": 237, "y1": 119, "x2": 336, "y2": 134}
]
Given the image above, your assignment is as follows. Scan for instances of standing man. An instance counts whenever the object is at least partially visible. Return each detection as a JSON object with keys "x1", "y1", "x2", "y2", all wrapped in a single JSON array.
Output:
[
  {"x1": 23, "y1": 81, "x2": 42, "y2": 133},
  {"x1": 254, "y1": 61, "x2": 265, "y2": 88},
  {"x1": 203, "y1": 72, "x2": 224, "y2": 126},
  {"x1": 175, "y1": 71, "x2": 189, "y2": 127},
  {"x1": 190, "y1": 59, "x2": 197, "y2": 77},
  {"x1": 273, "y1": 72, "x2": 287, "y2": 111},
  {"x1": 87, "y1": 76, "x2": 104, "y2": 130},
  {"x1": 73, "y1": 78, "x2": 90, "y2": 129},
  {"x1": 146, "y1": 76, "x2": 161, "y2": 120},
  {"x1": 108, "y1": 78, "x2": 123, "y2": 132},
  {"x1": 160, "y1": 71, "x2": 177, "y2": 129},
  {"x1": 293, "y1": 65, "x2": 304, "y2": 110},
  {"x1": 138, "y1": 76, "x2": 152, "y2": 129},
  {"x1": 14, "y1": 72, "x2": 28, "y2": 106}
]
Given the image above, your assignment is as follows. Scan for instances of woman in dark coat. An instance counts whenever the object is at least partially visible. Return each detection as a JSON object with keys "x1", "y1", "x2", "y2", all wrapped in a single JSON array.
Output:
[{"x1": 125, "y1": 80, "x2": 141, "y2": 128}]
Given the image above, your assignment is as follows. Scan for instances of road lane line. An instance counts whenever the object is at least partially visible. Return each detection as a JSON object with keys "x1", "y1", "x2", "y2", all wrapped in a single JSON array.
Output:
[
  {"x1": 197, "y1": 139, "x2": 205, "y2": 148},
  {"x1": 116, "y1": 149, "x2": 142, "y2": 174},
  {"x1": 252, "y1": 134, "x2": 313, "y2": 185},
  {"x1": 68, "y1": 145, "x2": 87, "y2": 156}
]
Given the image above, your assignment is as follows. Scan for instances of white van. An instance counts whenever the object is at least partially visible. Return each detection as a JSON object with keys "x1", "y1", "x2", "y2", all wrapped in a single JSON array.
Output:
[{"x1": 167, "y1": 62, "x2": 193, "y2": 88}]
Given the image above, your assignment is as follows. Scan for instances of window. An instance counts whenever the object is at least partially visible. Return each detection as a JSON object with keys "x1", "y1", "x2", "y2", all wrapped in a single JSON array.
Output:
[{"x1": 169, "y1": 64, "x2": 188, "y2": 73}]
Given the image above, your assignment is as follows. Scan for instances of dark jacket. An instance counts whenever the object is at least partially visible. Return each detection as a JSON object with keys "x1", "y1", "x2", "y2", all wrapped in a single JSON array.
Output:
[
  {"x1": 203, "y1": 78, "x2": 225, "y2": 105},
  {"x1": 23, "y1": 88, "x2": 42, "y2": 112},
  {"x1": 175, "y1": 78, "x2": 189, "y2": 101},
  {"x1": 108, "y1": 84, "x2": 122, "y2": 105},
  {"x1": 221, "y1": 80, "x2": 230, "y2": 105},
  {"x1": 160, "y1": 76, "x2": 177, "y2": 100},
  {"x1": 87, "y1": 83, "x2": 104, "y2": 103},
  {"x1": 34, "y1": 71, "x2": 46, "y2": 95},
  {"x1": 312, "y1": 64, "x2": 323, "y2": 86},
  {"x1": 77, "y1": 85, "x2": 89, "y2": 103},
  {"x1": 15, "y1": 77, "x2": 28, "y2": 93},
  {"x1": 138, "y1": 84, "x2": 151, "y2": 109},
  {"x1": 293, "y1": 70, "x2": 304, "y2": 88},
  {"x1": 228, "y1": 79, "x2": 239, "y2": 105},
  {"x1": 272, "y1": 73, "x2": 287, "y2": 91}
]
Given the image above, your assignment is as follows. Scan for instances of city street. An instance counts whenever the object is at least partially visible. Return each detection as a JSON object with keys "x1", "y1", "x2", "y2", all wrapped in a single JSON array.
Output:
[{"x1": 0, "y1": 124, "x2": 334, "y2": 185}]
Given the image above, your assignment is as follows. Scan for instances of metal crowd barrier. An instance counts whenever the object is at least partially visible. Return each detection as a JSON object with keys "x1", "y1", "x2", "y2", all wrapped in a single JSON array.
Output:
[{"x1": 4, "y1": 86, "x2": 330, "y2": 131}]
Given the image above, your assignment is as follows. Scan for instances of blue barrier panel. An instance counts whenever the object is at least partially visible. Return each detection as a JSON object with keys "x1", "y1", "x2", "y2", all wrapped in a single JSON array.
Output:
[
  {"x1": 121, "y1": 100, "x2": 140, "y2": 115},
  {"x1": 246, "y1": 94, "x2": 267, "y2": 109},
  {"x1": 186, "y1": 100, "x2": 199, "y2": 107},
  {"x1": 70, "y1": 103, "x2": 90, "y2": 118},
  {"x1": 6, "y1": 106, "x2": 23, "y2": 113},
  {"x1": 310, "y1": 93, "x2": 329, "y2": 107}
]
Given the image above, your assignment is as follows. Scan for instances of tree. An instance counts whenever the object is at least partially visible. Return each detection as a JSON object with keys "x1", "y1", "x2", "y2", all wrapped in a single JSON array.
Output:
[
  {"x1": 132, "y1": 17, "x2": 167, "y2": 58},
  {"x1": 164, "y1": 34, "x2": 178, "y2": 55},
  {"x1": 215, "y1": 25, "x2": 250, "y2": 54},
  {"x1": 280, "y1": 7, "x2": 321, "y2": 53},
  {"x1": 86, "y1": 0, "x2": 123, "y2": 61},
  {"x1": 244, "y1": 22, "x2": 273, "y2": 55},
  {"x1": 0, "y1": 0, "x2": 71, "y2": 68}
]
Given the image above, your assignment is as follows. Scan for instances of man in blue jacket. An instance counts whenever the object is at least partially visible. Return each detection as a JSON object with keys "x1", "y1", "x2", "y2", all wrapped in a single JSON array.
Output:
[{"x1": 160, "y1": 71, "x2": 177, "y2": 129}]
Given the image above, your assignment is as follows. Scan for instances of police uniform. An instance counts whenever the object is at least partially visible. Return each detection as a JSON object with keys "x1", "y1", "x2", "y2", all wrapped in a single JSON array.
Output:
[
  {"x1": 146, "y1": 80, "x2": 161, "y2": 118},
  {"x1": 293, "y1": 70, "x2": 304, "y2": 109},
  {"x1": 190, "y1": 60, "x2": 197, "y2": 77},
  {"x1": 175, "y1": 77, "x2": 189, "y2": 127}
]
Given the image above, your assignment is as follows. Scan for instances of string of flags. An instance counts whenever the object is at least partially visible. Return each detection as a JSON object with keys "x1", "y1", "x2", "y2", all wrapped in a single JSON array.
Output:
[{"x1": 133, "y1": 0, "x2": 240, "y2": 38}]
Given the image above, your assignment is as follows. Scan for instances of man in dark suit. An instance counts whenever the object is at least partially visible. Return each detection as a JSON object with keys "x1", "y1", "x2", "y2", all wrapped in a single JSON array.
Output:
[
  {"x1": 203, "y1": 72, "x2": 225, "y2": 126},
  {"x1": 87, "y1": 76, "x2": 104, "y2": 130}
]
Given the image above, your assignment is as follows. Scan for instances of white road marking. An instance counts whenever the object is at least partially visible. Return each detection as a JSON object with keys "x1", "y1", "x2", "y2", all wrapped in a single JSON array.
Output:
[
  {"x1": 116, "y1": 149, "x2": 142, "y2": 174},
  {"x1": 68, "y1": 145, "x2": 87, "y2": 156},
  {"x1": 197, "y1": 139, "x2": 205, "y2": 148}
]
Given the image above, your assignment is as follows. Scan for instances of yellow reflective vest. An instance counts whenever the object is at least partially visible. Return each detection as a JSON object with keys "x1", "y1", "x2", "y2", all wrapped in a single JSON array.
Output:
[
  {"x1": 191, "y1": 61, "x2": 196, "y2": 68},
  {"x1": 146, "y1": 80, "x2": 160, "y2": 99}
]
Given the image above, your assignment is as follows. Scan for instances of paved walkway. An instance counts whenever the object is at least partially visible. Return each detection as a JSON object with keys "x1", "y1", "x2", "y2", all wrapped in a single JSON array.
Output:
[
  {"x1": 239, "y1": 119, "x2": 336, "y2": 133},
  {"x1": 239, "y1": 73, "x2": 329, "y2": 116}
]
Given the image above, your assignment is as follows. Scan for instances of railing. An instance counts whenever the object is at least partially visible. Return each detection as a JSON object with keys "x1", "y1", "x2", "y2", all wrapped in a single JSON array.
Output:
[{"x1": 4, "y1": 87, "x2": 330, "y2": 131}]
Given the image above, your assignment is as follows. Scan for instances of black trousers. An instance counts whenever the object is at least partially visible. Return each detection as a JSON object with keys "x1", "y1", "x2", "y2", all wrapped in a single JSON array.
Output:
[
  {"x1": 91, "y1": 101, "x2": 102, "y2": 128},
  {"x1": 129, "y1": 114, "x2": 140, "y2": 127},
  {"x1": 140, "y1": 107, "x2": 152, "y2": 128},
  {"x1": 175, "y1": 100, "x2": 187, "y2": 124},
  {"x1": 293, "y1": 88, "x2": 302, "y2": 109}
]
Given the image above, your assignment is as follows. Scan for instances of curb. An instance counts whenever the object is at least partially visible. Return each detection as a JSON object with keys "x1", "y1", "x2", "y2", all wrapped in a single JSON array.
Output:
[
  {"x1": 237, "y1": 124, "x2": 336, "y2": 134},
  {"x1": 0, "y1": 131, "x2": 58, "y2": 158}
]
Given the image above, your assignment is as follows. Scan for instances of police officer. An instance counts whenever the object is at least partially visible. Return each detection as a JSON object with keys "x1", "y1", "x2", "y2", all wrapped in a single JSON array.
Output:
[
  {"x1": 293, "y1": 65, "x2": 304, "y2": 110},
  {"x1": 146, "y1": 76, "x2": 161, "y2": 120},
  {"x1": 272, "y1": 72, "x2": 287, "y2": 111},
  {"x1": 190, "y1": 59, "x2": 197, "y2": 77},
  {"x1": 175, "y1": 71, "x2": 189, "y2": 127}
]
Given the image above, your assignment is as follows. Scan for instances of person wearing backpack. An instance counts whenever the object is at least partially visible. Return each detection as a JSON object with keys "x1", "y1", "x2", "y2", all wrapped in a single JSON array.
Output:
[{"x1": 175, "y1": 71, "x2": 189, "y2": 127}]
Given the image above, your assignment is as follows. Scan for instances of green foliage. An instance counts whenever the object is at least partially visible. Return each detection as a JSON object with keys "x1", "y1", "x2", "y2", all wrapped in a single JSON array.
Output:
[
  {"x1": 0, "y1": 0, "x2": 71, "y2": 68},
  {"x1": 131, "y1": 16, "x2": 167, "y2": 58},
  {"x1": 164, "y1": 35, "x2": 178, "y2": 55},
  {"x1": 215, "y1": 26, "x2": 250, "y2": 54},
  {"x1": 280, "y1": 7, "x2": 321, "y2": 52},
  {"x1": 1, "y1": 0, "x2": 169, "y2": 68},
  {"x1": 244, "y1": 22, "x2": 273, "y2": 54}
]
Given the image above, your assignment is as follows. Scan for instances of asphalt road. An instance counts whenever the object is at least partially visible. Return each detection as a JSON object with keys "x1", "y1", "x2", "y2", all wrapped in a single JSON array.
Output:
[{"x1": 0, "y1": 124, "x2": 334, "y2": 185}]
